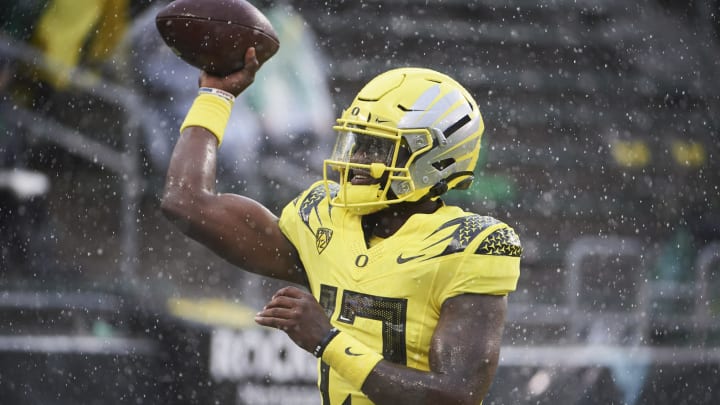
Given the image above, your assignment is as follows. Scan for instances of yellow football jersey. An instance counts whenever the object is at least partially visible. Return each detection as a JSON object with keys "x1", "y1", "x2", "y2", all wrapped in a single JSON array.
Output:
[{"x1": 279, "y1": 181, "x2": 521, "y2": 405}]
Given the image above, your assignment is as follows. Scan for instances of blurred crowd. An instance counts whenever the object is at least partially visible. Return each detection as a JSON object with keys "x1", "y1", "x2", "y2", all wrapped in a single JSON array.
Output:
[{"x1": 0, "y1": 0, "x2": 334, "y2": 297}]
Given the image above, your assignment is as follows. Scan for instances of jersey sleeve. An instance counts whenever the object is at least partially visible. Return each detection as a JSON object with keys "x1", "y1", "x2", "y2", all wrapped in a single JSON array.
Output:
[
  {"x1": 435, "y1": 222, "x2": 522, "y2": 304},
  {"x1": 278, "y1": 180, "x2": 332, "y2": 254}
]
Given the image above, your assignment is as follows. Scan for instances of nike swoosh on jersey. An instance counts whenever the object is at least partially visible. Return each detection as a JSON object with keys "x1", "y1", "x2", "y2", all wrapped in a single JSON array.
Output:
[
  {"x1": 396, "y1": 253, "x2": 425, "y2": 264},
  {"x1": 345, "y1": 347, "x2": 363, "y2": 356}
]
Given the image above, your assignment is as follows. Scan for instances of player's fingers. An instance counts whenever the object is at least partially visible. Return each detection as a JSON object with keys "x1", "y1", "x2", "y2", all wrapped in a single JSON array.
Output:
[
  {"x1": 272, "y1": 285, "x2": 308, "y2": 300},
  {"x1": 244, "y1": 47, "x2": 260, "y2": 72},
  {"x1": 257, "y1": 306, "x2": 296, "y2": 319},
  {"x1": 263, "y1": 295, "x2": 299, "y2": 310},
  {"x1": 254, "y1": 315, "x2": 291, "y2": 330},
  {"x1": 254, "y1": 310, "x2": 301, "y2": 331}
]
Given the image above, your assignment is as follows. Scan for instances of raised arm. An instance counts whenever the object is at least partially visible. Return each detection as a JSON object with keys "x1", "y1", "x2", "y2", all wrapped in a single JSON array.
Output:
[{"x1": 160, "y1": 48, "x2": 306, "y2": 286}]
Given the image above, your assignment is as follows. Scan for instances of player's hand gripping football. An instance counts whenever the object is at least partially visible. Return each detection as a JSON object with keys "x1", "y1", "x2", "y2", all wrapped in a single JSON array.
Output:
[
  {"x1": 255, "y1": 286, "x2": 333, "y2": 354},
  {"x1": 199, "y1": 47, "x2": 260, "y2": 97}
]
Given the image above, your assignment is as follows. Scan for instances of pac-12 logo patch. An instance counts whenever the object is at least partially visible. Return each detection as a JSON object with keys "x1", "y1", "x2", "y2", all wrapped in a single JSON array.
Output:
[{"x1": 315, "y1": 227, "x2": 333, "y2": 254}]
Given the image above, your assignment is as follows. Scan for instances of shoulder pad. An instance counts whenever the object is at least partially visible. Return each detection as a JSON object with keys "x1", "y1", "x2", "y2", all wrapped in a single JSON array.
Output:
[
  {"x1": 427, "y1": 214, "x2": 501, "y2": 257},
  {"x1": 475, "y1": 227, "x2": 522, "y2": 257}
]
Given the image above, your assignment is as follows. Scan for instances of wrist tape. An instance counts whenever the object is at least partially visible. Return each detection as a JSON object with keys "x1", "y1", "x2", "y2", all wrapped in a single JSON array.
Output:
[
  {"x1": 320, "y1": 330, "x2": 384, "y2": 390},
  {"x1": 198, "y1": 87, "x2": 235, "y2": 102},
  {"x1": 179, "y1": 90, "x2": 234, "y2": 146}
]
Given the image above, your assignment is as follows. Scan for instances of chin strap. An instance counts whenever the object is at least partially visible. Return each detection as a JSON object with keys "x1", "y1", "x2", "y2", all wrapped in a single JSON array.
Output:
[
  {"x1": 451, "y1": 172, "x2": 475, "y2": 190},
  {"x1": 419, "y1": 171, "x2": 474, "y2": 202},
  {"x1": 428, "y1": 180, "x2": 449, "y2": 198}
]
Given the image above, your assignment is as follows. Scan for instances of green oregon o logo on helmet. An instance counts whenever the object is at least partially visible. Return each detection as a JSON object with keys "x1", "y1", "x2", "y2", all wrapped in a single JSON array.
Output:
[{"x1": 323, "y1": 67, "x2": 485, "y2": 215}]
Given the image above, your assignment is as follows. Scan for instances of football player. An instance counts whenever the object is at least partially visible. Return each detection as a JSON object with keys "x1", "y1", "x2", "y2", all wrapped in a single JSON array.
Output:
[{"x1": 162, "y1": 48, "x2": 521, "y2": 404}]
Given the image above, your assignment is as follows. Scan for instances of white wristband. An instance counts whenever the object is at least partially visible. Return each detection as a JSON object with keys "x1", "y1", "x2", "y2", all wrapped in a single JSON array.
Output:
[{"x1": 198, "y1": 87, "x2": 236, "y2": 103}]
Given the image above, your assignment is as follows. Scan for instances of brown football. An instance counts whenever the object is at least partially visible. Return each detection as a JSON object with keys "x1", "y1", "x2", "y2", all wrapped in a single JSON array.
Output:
[{"x1": 155, "y1": 0, "x2": 279, "y2": 76}]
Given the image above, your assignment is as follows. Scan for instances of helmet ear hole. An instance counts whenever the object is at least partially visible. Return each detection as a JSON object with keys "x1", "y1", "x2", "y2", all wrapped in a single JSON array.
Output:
[{"x1": 432, "y1": 158, "x2": 455, "y2": 171}]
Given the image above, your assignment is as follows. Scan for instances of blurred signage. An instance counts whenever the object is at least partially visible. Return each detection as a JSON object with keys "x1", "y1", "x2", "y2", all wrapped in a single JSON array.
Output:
[{"x1": 210, "y1": 327, "x2": 320, "y2": 405}]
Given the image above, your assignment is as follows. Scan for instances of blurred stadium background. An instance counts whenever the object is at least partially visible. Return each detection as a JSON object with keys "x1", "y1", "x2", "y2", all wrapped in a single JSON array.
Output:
[{"x1": 1, "y1": 0, "x2": 719, "y2": 404}]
